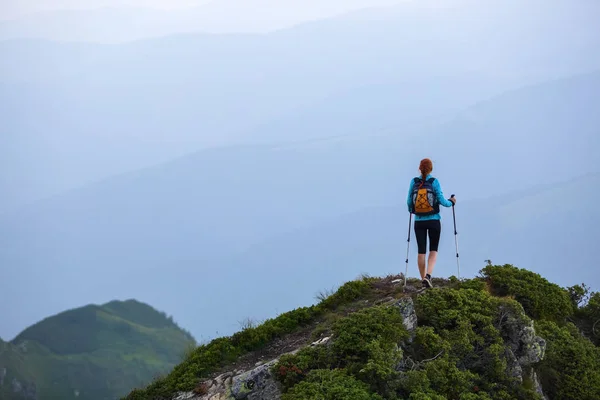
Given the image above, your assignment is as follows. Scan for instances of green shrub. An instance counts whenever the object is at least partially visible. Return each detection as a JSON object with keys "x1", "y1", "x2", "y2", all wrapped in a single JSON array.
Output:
[
  {"x1": 480, "y1": 264, "x2": 574, "y2": 322},
  {"x1": 274, "y1": 345, "x2": 334, "y2": 390},
  {"x1": 273, "y1": 304, "x2": 408, "y2": 396},
  {"x1": 396, "y1": 358, "x2": 478, "y2": 400},
  {"x1": 281, "y1": 369, "x2": 382, "y2": 400},
  {"x1": 457, "y1": 278, "x2": 487, "y2": 292},
  {"x1": 458, "y1": 393, "x2": 494, "y2": 400},
  {"x1": 535, "y1": 320, "x2": 600, "y2": 400},
  {"x1": 411, "y1": 327, "x2": 451, "y2": 360},
  {"x1": 330, "y1": 305, "x2": 408, "y2": 372},
  {"x1": 412, "y1": 288, "x2": 541, "y2": 399},
  {"x1": 408, "y1": 394, "x2": 447, "y2": 400},
  {"x1": 571, "y1": 290, "x2": 600, "y2": 345}
]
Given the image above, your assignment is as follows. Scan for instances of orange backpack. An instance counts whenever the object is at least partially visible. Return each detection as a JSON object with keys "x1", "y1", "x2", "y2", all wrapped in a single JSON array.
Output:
[{"x1": 411, "y1": 177, "x2": 439, "y2": 216}]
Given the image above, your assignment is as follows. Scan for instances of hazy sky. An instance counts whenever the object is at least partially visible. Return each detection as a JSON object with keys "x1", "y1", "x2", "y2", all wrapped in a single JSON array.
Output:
[
  {"x1": 1, "y1": 0, "x2": 207, "y2": 19},
  {"x1": 1, "y1": 0, "x2": 405, "y2": 20},
  {"x1": 0, "y1": 0, "x2": 409, "y2": 41}
]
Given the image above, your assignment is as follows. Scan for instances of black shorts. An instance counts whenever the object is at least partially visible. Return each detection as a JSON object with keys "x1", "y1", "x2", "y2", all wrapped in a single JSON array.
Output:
[{"x1": 414, "y1": 219, "x2": 441, "y2": 254}]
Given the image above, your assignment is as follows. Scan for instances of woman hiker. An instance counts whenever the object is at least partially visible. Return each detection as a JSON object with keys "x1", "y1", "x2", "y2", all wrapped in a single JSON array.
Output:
[{"x1": 406, "y1": 158, "x2": 456, "y2": 288}]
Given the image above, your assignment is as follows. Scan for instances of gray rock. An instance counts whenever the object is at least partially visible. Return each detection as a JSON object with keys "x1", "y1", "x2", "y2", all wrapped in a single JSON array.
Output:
[
  {"x1": 394, "y1": 297, "x2": 418, "y2": 339},
  {"x1": 519, "y1": 333, "x2": 546, "y2": 367},
  {"x1": 531, "y1": 370, "x2": 549, "y2": 400},
  {"x1": 172, "y1": 356, "x2": 286, "y2": 400},
  {"x1": 0, "y1": 367, "x2": 6, "y2": 386},
  {"x1": 504, "y1": 348, "x2": 523, "y2": 383},
  {"x1": 498, "y1": 302, "x2": 547, "y2": 391},
  {"x1": 173, "y1": 392, "x2": 200, "y2": 400},
  {"x1": 310, "y1": 336, "x2": 331, "y2": 347},
  {"x1": 172, "y1": 343, "x2": 311, "y2": 400},
  {"x1": 214, "y1": 372, "x2": 233, "y2": 389},
  {"x1": 230, "y1": 359, "x2": 280, "y2": 399}
]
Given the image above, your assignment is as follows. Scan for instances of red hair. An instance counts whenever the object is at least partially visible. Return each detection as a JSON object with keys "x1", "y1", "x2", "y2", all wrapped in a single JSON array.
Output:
[{"x1": 419, "y1": 158, "x2": 433, "y2": 180}]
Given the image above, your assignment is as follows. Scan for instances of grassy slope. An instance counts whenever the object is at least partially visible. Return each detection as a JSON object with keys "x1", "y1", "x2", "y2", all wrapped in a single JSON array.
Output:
[
  {"x1": 124, "y1": 265, "x2": 600, "y2": 400},
  {"x1": 0, "y1": 300, "x2": 196, "y2": 400}
]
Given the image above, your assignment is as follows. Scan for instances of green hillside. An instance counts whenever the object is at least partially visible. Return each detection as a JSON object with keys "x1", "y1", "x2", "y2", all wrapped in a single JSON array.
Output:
[
  {"x1": 0, "y1": 299, "x2": 196, "y2": 400},
  {"x1": 124, "y1": 265, "x2": 600, "y2": 400}
]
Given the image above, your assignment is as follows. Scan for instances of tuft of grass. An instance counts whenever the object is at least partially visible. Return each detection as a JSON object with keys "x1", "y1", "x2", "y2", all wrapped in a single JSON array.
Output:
[
  {"x1": 238, "y1": 317, "x2": 259, "y2": 331},
  {"x1": 315, "y1": 287, "x2": 336, "y2": 303},
  {"x1": 179, "y1": 342, "x2": 198, "y2": 363}
]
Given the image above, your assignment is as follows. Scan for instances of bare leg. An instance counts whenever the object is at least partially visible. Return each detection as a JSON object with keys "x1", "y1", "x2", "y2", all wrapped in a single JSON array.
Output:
[
  {"x1": 418, "y1": 254, "x2": 426, "y2": 279},
  {"x1": 427, "y1": 251, "x2": 438, "y2": 276}
]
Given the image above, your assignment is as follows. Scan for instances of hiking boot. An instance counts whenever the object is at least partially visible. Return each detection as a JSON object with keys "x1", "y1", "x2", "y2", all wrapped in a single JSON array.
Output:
[{"x1": 422, "y1": 276, "x2": 433, "y2": 289}]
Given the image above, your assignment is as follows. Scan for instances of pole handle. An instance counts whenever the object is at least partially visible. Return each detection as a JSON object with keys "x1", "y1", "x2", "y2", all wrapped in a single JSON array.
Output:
[{"x1": 450, "y1": 194, "x2": 458, "y2": 234}]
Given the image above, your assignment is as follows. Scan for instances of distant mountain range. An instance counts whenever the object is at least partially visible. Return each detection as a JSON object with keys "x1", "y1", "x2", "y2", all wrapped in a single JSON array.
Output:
[
  {"x1": 1, "y1": 0, "x2": 599, "y2": 213},
  {"x1": 1, "y1": 69, "x2": 598, "y2": 344},
  {"x1": 0, "y1": 299, "x2": 195, "y2": 400}
]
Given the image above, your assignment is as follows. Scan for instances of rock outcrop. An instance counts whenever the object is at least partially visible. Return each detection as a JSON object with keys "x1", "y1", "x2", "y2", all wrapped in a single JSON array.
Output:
[
  {"x1": 394, "y1": 297, "x2": 418, "y2": 340},
  {"x1": 173, "y1": 334, "x2": 336, "y2": 400},
  {"x1": 498, "y1": 302, "x2": 547, "y2": 398},
  {"x1": 174, "y1": 351, "x2": 298, "y2": 399}
]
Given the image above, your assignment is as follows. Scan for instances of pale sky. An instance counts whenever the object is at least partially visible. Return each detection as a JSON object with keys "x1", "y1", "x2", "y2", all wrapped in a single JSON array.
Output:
[
  {"x1": 1, "y1": 0, "x2": 209, "y2": 19},
  {"x1": 0, "y1": 0, "x2": 409, "y2": 40},
  {"x1": 1, "y1": 0, "x2": 408, "y2": 20}
]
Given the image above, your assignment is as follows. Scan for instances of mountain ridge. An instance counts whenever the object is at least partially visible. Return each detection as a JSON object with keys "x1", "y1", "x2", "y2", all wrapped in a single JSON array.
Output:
[
  {"x1": 4, "y1": 67, "x2": 598, "y2": 219},
  {"x1": 2, "y1": 0, "x2": 599, "y2": 212},
  {"x1": 1, "y1": 69, "x2": 598, "y2": 343}
]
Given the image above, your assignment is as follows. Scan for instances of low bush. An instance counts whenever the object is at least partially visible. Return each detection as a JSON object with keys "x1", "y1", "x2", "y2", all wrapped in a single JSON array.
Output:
[
  {"x1": 535, "y1": 320, "x2": 600, "y2": 400},
  {"x1": 480, "y1": 264, "x2": 574, "y2": 322},
  {"x1": 281, "y1": 369, "x2": 383, "y2": 400}
]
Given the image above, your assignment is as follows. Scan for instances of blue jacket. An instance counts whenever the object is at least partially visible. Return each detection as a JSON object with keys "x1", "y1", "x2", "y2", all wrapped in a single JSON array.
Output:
[{"x1": 406, "y1": 174, "x2": 454, "y2": 221}]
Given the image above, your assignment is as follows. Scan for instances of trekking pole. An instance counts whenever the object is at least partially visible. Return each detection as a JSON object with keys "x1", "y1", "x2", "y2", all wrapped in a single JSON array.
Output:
[
  {"x1": 451, "y1": 194, "x2": 460, "y2": 279},
  {"x1": 404, "y1": 212, "x2": 412, "y2": 287}
]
